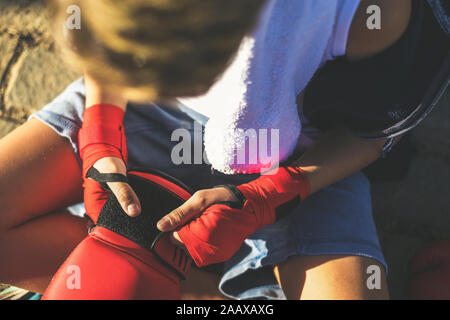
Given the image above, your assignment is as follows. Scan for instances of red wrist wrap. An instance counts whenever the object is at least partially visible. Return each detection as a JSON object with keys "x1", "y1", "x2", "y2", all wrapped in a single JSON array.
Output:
[
  {"x1": 177, "y1": 166, "x2": 310, "y2": 267},
  {"x1": 237, "y1": 166, "x2": 310, "y2": 226},
  {"x1": 78, "y1": 104, "x2": 127, "y2": 178}
]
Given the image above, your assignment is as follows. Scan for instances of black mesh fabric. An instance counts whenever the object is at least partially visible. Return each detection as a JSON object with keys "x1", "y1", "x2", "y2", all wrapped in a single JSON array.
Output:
[
  {"x1": 303, "y1": 0, "x2": 449, "y2": 139},
  {"x1": 96, "y1": 171, "x2": 187, "y2": 253}
]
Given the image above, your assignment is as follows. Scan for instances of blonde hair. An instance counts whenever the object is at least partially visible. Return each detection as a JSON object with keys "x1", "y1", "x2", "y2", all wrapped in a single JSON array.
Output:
[{"x1": 49, "y1": 0, "x2": 265, "y2": 101}]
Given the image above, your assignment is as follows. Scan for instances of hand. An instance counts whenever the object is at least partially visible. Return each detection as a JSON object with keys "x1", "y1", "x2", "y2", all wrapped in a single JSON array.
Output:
[
  {"x1": 81, "y1": 73, "x2": 141, "y2": 220},
  {"x1": 89, "y1": 156, "x2": 141, "y2": 217},
  {"x1": 44, "y1": 169, "x2": 195, "y2": 300},
  {"x1": 156, "y1": 187, "x2": 237, "y2": 246},
  {"x1": 168, "y1": 167, "x2": 311, "y2": 267}
]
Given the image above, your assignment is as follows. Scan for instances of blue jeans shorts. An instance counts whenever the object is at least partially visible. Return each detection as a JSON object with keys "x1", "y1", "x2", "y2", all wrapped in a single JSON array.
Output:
[{"x1": 28, "y1": 79, "x2": 387, "y2": 300}]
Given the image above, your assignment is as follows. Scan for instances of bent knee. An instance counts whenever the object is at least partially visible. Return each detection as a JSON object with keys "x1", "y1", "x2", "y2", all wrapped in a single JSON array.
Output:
[{"x1": 274, "y1": 254, "x2": 389, "y2": 300}]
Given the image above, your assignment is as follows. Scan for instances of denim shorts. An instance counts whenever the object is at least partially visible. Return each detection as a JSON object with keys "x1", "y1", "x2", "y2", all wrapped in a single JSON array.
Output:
[{"x1": 28, "y1": 79, "x2": 387, "y2": 300}]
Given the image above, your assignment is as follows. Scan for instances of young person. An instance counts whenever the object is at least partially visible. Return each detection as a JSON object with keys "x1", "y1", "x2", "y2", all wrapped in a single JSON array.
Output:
[{"x1": 1, "y1": 0, "x2": 432, "y2": 299}]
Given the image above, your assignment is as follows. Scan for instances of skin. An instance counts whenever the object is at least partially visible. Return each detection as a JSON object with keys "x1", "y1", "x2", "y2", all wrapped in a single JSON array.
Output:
[
  {"x1": 0, "y1": 0, "x2": 411, "y2": 299},
  {"x1": 84, "y1": 74, "x2": 141, "y2": 218}
]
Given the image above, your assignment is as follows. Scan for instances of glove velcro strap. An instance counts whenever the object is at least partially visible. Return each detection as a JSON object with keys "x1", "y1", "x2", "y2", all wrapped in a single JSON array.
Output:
[{"x1": 86, "y1": 167, "x2": 129, "y2": 190}]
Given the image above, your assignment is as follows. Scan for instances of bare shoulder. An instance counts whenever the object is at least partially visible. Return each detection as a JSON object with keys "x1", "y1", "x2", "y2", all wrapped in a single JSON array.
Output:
[{"x1": 346, "y1": 0, "x2": 412, "y2": 61}]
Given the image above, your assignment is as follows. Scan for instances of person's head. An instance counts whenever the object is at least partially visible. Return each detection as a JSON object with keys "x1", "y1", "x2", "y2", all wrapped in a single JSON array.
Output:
[{"x1": 49, "y1": 0, "x2": 265, "y2": 101}]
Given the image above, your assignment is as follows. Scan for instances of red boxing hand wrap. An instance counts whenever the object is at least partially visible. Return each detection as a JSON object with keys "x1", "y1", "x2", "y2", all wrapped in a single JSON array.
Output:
[
  {"x1": 237, "y1": 166, "x2": 310, "y2": 226},
  {"x1": 79, "y1": 104, "x2": 127, "y2": 222},
  {"x1": 178, "y1": 166, "x2": 310, "y2": 267},
  {"x1": 78, "y1": 104, "x2": 127, "y2": 179},
  {"x1": 83, "y1": 178, "x2": 110, "y2": 223}
]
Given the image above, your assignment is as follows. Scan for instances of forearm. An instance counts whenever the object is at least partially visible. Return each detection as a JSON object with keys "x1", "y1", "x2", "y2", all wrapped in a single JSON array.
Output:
[
  {"x1": 168, "y1": 128, "x2": 391, "y2": 267},
  {"x1": 84, "y1": 73, "x2": 127, "y2": 111},
  {"x1": 80, "y1": 73, "x2": 141, "y2": 218},
  {"x1": 291, "y1": 127, "x2": 386, "y2": 194}
]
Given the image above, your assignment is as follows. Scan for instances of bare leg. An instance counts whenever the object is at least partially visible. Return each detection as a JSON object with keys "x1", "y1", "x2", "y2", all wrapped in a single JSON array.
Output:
[
  {"x1": 180, "y1": 267, "x2": 229, "y2": 300},
  {"x1": 273, "y1": 254, "x2": 389, "y2": 300},
  {"x1": 0, "y1": 212, "x2": 88, "y2": 293},
  {"x1": 0, "y1": 119, "x2": 83, "y2": 229},
  {"x1": 0, "y1": 119, "x2": 86, "y2": 293}
]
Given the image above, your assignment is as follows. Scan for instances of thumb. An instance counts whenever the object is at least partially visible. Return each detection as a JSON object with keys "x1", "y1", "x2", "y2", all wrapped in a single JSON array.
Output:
[
  {"x1": 157, "y1": 187, "x2": 235, "y2": 231},
  {"x1": 107, "y1": 181, "x2": 141, "y2": 217},
  {"x1": 157, "y1": 190, "x2": 211, "y2": 231},
  {"x1": 157, "y1": 199, "x2": 199, "y2": 232},
  {"x1": 92, "y1": 156, "x2": 141, "y2": 217}
]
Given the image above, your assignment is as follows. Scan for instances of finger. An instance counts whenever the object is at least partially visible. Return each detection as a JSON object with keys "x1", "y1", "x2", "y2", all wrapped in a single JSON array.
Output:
[
  {"x1": 156, "y1": 187, "x2": 237, "y2": 231},
  {"x1": 107, "y1": 181, "x2": 141, "y2": 217},
  {"x1": 156, "y1": 200, "x2": 200, "y2": 232},
  {"x1": 170, "y1": 231, "x2": 186, "y2": 248},
  {"x1": 157, "y1": 190, "x2": 213, "y2": 231}
]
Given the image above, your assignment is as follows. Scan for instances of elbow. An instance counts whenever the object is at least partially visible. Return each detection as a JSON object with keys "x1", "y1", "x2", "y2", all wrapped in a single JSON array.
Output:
[{"x1": 374, "y1": 134, "x2": 404, "y2": 158}]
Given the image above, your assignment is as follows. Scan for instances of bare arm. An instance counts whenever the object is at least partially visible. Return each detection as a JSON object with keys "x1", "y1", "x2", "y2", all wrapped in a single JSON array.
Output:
[
  {"x1": 292, "y1": 128, "x2": 386, "y2": 195},
  {"x1": 84, "y1": 74, "x2": 127, "y2": 111},
  {"x1": 83, "y1": 74, "x2": 141, "y2": 217},
  {"x1": 157, "y1": 0, "x2": 411, "y2": 231},
  {"x1": 160, "y1": 126, "x2": 392, "y2": 236},
  {"x1": 346, "y1": 0, "x2": 412, "y2": 61},
  {"x1": 300, "y1": 0, "x2": 411, "y2": 192}
]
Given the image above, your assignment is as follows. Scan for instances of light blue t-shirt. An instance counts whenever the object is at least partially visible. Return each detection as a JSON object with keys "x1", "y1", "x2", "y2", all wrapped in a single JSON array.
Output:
[{"x1": 178, "y1": 0, "x2": 361, "y2": 174}]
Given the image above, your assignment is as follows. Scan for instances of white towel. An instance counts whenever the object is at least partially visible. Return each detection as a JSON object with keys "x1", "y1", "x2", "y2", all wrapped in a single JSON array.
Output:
[{"x1": 178, "y1": 0, "x2": 361, "y2": 174}]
